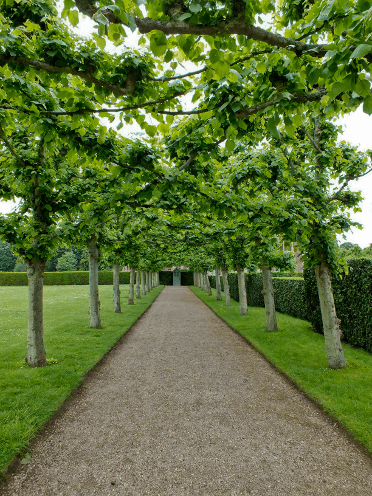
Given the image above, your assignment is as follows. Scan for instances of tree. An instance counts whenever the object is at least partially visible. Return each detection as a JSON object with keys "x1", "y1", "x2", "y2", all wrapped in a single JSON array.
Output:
[
  {"x1": 0, "y1": 240, "x2": 16, "y2": 271},
  {"x1": 56, "y1": 250, "x2": 77, "y2": 271}
]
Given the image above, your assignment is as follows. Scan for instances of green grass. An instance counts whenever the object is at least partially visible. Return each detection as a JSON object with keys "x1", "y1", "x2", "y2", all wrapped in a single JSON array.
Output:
[
  {"x1": 0, "y1": 284, "x2": 163, "y2": 474},
  {"x1": 191, "y1": 286, "x2": 372, "y2": 454}
]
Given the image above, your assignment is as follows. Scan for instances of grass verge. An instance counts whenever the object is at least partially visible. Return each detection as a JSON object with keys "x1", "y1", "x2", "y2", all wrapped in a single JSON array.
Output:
[
  {"x1": 0, "y1": 284, "x2": 163, "y2": 474},
  {"x1": 190, "y1": 286, "x2": 372, "y2": 454}
]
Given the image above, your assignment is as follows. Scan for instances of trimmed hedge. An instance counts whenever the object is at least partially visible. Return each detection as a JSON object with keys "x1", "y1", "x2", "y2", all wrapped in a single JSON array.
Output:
[
  {"x1": 159, "y1": 271, "x2": 173, "y2": 285},
  {"x1": 211, "y1": 273, "x2": 308, "y2": 321},
  {"x1": 209, "y1": 261, "x2": 372, "y2": 354},
  {"x1": 304, "y1": 259, "x2": 372, "y2": 353},
  {"x1": 0, "y1": 272, "x2": 28, "y2": 286},
  {"x1": 159, "y1": 270, "x2": 194, "y2": 286},
  {"x1": 0, "y1": 270, "x2": 194, "y2": 287},
  {"x1": 0, "y1": 270, "x2": 130, "y2": 286}
]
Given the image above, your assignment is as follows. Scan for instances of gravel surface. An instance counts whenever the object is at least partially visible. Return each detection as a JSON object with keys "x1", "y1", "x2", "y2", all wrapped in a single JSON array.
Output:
[{"x1": 2, "y1": 286, "x2": 372, "y2": 495}]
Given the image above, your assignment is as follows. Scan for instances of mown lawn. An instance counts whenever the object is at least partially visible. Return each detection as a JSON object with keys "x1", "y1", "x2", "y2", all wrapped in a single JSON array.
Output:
[
  {"x1": 0, "y1": 284, "x2": 163, "y2": 474},
  {"x1": 191, "y1": 286, "x2": 372, "y2": 454}
]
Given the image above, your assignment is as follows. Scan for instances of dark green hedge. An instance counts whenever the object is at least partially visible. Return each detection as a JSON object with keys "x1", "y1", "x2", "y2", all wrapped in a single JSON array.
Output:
[
  {"x1": 304, "y1": 259, "x2": 372, "y2": 353},
  {"x1": 0, "y1": 270, "x2": 131, "y2": 286},
  {"x1": 0, "y1": 272, "x2": 28, "y2": 286},
  {"x1": 159, "y1": 271, "x2": 173, "y2": 285},
  {"x1": 181, "y1": 271, "x2": 194, "y2": 286},
  {"x1": 272, "y1": 278, "x2": 309, "y2": 321},
  {"x1": 209, "y1": 261, "x2": 372, "y2": 354},
  {"x1": 210, "y1": 272, "x2": 308, "y2": 321},
  {"x1": 159, "y1": 270, "x2": 194, "y2": 286}
]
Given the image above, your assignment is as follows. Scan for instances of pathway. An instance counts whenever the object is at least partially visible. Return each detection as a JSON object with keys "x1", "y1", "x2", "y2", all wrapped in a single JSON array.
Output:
[{"x1": 1, "y1": 286, "x2": 372, "y2": 495}]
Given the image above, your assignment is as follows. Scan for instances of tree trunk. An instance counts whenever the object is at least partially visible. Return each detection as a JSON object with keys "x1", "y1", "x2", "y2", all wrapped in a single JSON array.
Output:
[
  {"x1": 25, "y1": 260, "x2": 47, "y2": 367},
  {"x1": 237, "y1": 265, "x2": 248, "y2": 315},
  {"x1": 128, "y1": 267, "x2": 135, "y2": 304},
  {"x1": 146, "y1": 271, "x2": 150, "y2": 292},
  {"x1": 141, "y1": 270, "x2": 146, "y2": 295},
  {"x1": 222, "y1": 269, "x2": 231, "y2": 306},
  {"x1": 202, "y1": 272, "x2": 207, "y2": 292},
  {"x1": 215, "y1": 267, "x2": 222, "y2": 300},
  {"x1": 205, "y1": 272, "x2": 212, "y2": 295},
  {"x1": 87, "y1": 235, "x2": 102, "y2": 328},
  {"x1": 314, "y1": 262, "x2": 346, "y2": 369},
  {"x1": 261, "y1": 265, "x2": 278, "y2": 332},
  {"x1": 136, "y1": 268, "x2": 141, "y2": 299},
  {"x1": 113, "y1": 264, "x2": 121, "y2": 313}
]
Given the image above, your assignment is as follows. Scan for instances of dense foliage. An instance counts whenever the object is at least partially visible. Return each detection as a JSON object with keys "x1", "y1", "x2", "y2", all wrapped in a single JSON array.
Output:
[
  {"x1": 304, "y1": 258, "x2": 372, "y2": 353},
  {"x1": 0, "y1": 241, "x2": 16, "y2": 272}
]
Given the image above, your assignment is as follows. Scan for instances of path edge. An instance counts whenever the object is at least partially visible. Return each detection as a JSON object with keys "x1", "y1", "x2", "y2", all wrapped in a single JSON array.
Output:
[
  {"x1": 0, "y1": 286, "x2": 165, "y2": 486},
  {"x1": 189, "y1": 286, "x2": 372, "y2": 462}
]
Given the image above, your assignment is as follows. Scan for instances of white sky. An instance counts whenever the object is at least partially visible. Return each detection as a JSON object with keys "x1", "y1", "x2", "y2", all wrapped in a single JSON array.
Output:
[{"x1": 1, "y1": 8, "x2": 371, "y2": 247}]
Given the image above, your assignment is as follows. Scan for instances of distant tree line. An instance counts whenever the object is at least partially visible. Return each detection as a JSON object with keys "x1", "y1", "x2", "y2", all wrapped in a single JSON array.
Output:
[
  {"x1": 0, "y1": 242, "x2": 90, "y2": 272},
  {"x1": 339, "y1": 243, "x2": 372, "y2": 259}
]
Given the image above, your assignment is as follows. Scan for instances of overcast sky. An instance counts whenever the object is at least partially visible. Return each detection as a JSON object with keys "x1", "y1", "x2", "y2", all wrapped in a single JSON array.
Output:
[{"x1": 1, "y1": 10, "x2": 371, "y2": 248}]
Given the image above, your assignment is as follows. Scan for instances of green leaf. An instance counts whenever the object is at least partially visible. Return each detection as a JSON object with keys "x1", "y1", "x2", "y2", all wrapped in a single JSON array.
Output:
[
  {"x1": 256, "y1": 61, "x2": 266, "y2": 74},
  {"x1": 318, "y1": 0, "x2": 335, "y2": 21},
  {"x1": 212, "y1": 60, "x2": 229, "y2": 79},
  {"x1": 20, "y1": 453, "x2": 32, "y2": 465},
  {"x1": 209, "y1": 49, "x2": 220, "y2": 64},
  {"x1": 267, "y1": 117, "x2": 280, "y2": 139},
  {"x1": 355, "y1": 78, "x2": 370, "y2": 97},
  {"x1": 92, "y1": 33, "x2": 106, "y2": 50},
  {"x1": 225, "y1": 138, "x2": 235, "y2": 152},
  {"x1": 350, "y1": 44, "x2": 372, "y2": 60},
  {"x1": 189, "y1": 2, "x2": 202, "y2": 13},
  {"x1": 178, "y1": 13, "x2": 192, "y2": 21},
  {"x1": 363, "y1": 95, "x2": 372, "y2": 115},
  {"x1": 150, "y1": 33, "x2": 168, "y2": 57},
  {"x1": 227, "y1": 71, "x2": 239, "y2": 83},
  {"x1": 200, "y1": 110, "x2": 213, "y2": 120},
  {"x1": 67, "y1": 10, "x2": 79, "y2": 27}
]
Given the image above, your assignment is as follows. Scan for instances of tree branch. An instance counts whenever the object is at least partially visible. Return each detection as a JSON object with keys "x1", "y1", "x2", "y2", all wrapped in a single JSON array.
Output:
[
  {"x1": 0, "y1": 125, "x2": 27, "y2": 168},
  {"x1": 0, "y1": 55, "x2": 137, "y2": 97},
  {"x1": 236, "y1": 89, "x2": 327, "y2": 120}
]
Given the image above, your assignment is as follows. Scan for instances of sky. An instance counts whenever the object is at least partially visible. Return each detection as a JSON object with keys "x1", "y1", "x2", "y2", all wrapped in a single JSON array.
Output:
[{"x1": 1, "y1": 8, "x2": 371, "y2": 248}]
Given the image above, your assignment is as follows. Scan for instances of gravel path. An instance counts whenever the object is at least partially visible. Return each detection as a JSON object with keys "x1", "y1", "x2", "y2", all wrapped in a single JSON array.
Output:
[{"x1": 2, "y1": 286, "x2": 372, "y2": 495}]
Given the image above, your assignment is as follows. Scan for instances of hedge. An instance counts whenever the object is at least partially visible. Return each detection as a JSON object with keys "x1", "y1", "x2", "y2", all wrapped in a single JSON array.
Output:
[
  {"x1": 210, "y1": 272, "x2": 307, "y2": 321},
  {"x1": 209, "y1": 261, "x2": 372, "y2": 354},
  {"x1": 159, "y1": 270, "x2": 194, "y2": 286},
  {"x1": 0, "y1": 270, "x2": 195, "y2": 287},
  {"x1": 0, "y1": 271, "x2": 130, "y2": 286},
  {"x1": 304, "y1": 259, "x2": 372, "y2": 353}
]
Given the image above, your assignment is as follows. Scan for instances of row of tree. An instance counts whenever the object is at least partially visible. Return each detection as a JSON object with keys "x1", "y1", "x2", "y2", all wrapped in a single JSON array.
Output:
[{"x1": 0, "y1": 0, "x2": 372, "y2": 371}]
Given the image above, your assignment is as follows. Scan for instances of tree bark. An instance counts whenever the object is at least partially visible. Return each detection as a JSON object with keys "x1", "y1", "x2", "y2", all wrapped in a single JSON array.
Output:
[
  {"x1": 128, "y1": 266, "x2": 135, "y2": 304},
  {"x1": 237, "y1": 265, "x2": 248, "y2": 315},
  {"x1": 113, "y1": 264, "x2": 121, "y2": 313},
  {"x1": 135, "y1": 268, "x2": 141, "y2": 298},
  {"x1": 205, "y1": 272, "x2": 212, "y2": 296},
  {"x1": 146, "y1": 271, "x2": 150, "y2": 292},
  {"x1": 314, "y1": 262, "x2": 346, "y2": 369},
  {"x1": 141, "y1": 270, "x2": 146, "y2": 295},
  {"x1": 25, "y1": 260, "x2": 47, "y2": 367},
  {"x1": 222, "y1": 269, "x2": 231, "y2": 306},
  {"x1": 215, "y1": 267, "x2": 222, "y2": 300},
  {"x1": 87, "y1": 235, "x2": 102, "y2": 328},
  {"x1": 261, "y1": 266, "x2": 278, "y2": 332}
]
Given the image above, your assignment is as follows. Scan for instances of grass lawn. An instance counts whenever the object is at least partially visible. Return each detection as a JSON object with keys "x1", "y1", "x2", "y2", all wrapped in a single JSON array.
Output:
[
  {"x1": 0, "y1": 284, "x2": 163, "y2": 474},
  {"x1": 191, "y1": 286, "x2": 372, "y2": 454}
]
